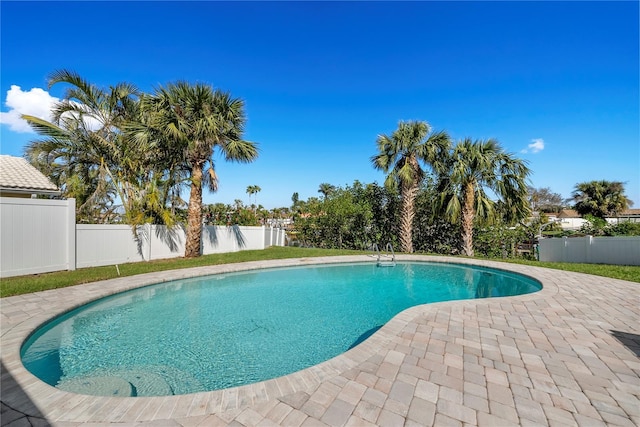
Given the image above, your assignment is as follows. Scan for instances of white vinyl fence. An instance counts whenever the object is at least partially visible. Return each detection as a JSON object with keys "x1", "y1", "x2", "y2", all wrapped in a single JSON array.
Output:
[
  {"x1": 0, "y1": 197, "x2": 76, "y2": 277},
  {"x1": 1, "y1": 197, "x2": 286, "y2": 278},
  {"x1": 538, "y1": 236, "x2": 640, "y2": 266}
]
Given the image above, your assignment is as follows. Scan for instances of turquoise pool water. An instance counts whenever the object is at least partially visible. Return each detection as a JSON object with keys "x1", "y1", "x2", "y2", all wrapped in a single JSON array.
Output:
[{"x1": 21, "y1": 262, "x2": 540, "y2": 397}]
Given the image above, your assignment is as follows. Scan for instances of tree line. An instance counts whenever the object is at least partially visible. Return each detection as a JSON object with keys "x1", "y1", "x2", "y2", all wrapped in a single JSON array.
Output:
[
  {"x1": 293, "y1": 176, "x2": 636, "y2": 257},
  {"x1": 24, "y1": 70, "x2": 257, "y2": 258},
  {"x1": 294, "y1": 119, "x2": 633, "y2": 255},
  {"x1": 24, "y1": 71, "x2": 634, "y2": 258}
]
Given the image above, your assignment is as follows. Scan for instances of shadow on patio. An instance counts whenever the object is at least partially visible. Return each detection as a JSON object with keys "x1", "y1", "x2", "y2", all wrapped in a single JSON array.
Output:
[
  {"x1": 611, "y1": 330, "x2": 640, "y2": 358},
  {"x1": 1, "y1": 360, "x2": 49, "y2": 426}
]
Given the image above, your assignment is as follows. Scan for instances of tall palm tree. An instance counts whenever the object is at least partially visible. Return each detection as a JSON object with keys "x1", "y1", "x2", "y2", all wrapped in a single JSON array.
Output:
[
  {"x1": 318, "y1": 183, "x2": 336, "y2": 200},
  {"x1": 246, "y1": 185, "x2": 261, "y2": 209},
  {"x1": 371, "y1": 120, "x2": 450, "y2": 253},
  {"x1": 437, "y1": 138, "x2": 531, "y2": 256},
  {"x1": 143, "y1": 82, "x2": 258, "y2": 258},
  {"x1": 571, "y1": 180, "x2": 632, "y2": 219}
]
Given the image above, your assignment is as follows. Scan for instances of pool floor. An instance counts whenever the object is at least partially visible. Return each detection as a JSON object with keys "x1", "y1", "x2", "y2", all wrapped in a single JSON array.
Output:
[{"x1": 1, "y1": 255, "x2": 639, "y2": 426}]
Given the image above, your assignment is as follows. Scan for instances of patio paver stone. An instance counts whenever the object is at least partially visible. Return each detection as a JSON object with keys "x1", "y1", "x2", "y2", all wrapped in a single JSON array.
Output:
[{"x1": 1, "y1": 255, "x2": 638, "y2": 426}]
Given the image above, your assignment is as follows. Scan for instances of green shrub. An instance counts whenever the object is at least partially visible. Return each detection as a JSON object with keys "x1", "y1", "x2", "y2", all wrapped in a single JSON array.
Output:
[
  {"x1": 605, "y1": 221, "x2": 640, "y2": 236},
  {"x1": 579, "y1": 215, "x2": 608, "y2": 235},
  {"x1": 473, "y1": 225, "x2": 531, "y2": 259},
  {"x1": 413, "y1": 218, "x2": 460, "y2": 255}
]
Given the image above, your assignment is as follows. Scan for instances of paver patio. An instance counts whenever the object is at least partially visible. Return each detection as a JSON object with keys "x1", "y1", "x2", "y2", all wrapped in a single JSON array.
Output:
[{"x1": 1, "y1": 255, "x2": 638, "y2": 426}]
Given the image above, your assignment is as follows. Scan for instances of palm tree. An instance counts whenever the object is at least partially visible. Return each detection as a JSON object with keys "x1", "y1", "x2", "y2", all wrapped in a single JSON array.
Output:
[
  {"x1": 143, "y1": 82, "x2": 258, "y2": 258},
  {"x1": 246, "y1": 185, "x2": 261, "y2": 210},
  {"x1": 318, "y1": 183, "x2": 336, "y2": 200},
  {"x1": 22, "y1": 69, "x2": 161, "y2": 224},
  {"x1": 437, "y1": 138, "x2": 531, "y2": 256},
  {"x1": 571, "y1": 180, "x2": 632, "y2": 219},
  {"x1": 371, "y1": 120, "x2": 450, "y2": 253}
]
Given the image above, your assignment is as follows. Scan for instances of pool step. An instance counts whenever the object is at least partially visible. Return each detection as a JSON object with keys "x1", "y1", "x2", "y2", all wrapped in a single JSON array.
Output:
[
  {"x1": 56, "y1": 365, "x2": 204, "y2": 396},
  {"x1": 377, "y1": 261, "x2": 396, "y2": 267},
  {"x1": 57, "y1": 375, "x2": 135, "y2": 396}
]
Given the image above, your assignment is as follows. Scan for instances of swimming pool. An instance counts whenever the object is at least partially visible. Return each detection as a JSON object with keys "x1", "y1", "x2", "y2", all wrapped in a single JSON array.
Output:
[{"x1": 21, "y1": 261, "x2": 541, "y2": 397}]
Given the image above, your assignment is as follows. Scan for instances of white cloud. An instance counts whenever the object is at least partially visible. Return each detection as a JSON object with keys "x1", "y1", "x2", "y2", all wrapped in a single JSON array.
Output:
[
  {"x1": 522, "y1": 138, "x2": 545, "y2": 154},
  {"x1": 0, "y1": 85, "x2": 59, "y2": 133}
]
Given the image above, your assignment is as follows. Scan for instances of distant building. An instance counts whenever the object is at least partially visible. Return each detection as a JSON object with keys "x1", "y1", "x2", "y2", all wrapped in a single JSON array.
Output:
[
  {"x1": 0, "y1": 155, "x2": 60, "y2": 198},
  {"x1": 545, "y1": 208, "x2": 640, "y2": 230},
  {"x1": 607, "y1": 209, "x2": 640, "y2": 224},
  {"x1": 265, "y1": 218, "x2": 293, "y2": 228}
]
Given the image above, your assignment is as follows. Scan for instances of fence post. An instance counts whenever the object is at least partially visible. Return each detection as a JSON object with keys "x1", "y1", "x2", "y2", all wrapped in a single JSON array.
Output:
[
  {"x1": 146, "y1": 223, "x2": 153, "y2": 261},
  {"x1": 67, "y1": 198, "x2": 76, "y2": 271},
  {"x1": 262, "y1": 225, "x2": 267, "y2": 248},
  {"x1": 586, "y1": 235, "x2": 593, "y2": 264}
]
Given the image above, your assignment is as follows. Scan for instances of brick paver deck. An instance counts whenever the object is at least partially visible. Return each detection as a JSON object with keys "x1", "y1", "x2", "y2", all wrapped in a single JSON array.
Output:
[{"x1": 1, "y1": 256, "x2": 638, "y2": 426}]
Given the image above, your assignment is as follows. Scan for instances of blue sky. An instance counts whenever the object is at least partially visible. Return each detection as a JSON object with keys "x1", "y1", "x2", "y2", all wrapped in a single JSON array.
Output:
[{"x1": 1, "y1": 1, "x2": 638, "y2": 209}]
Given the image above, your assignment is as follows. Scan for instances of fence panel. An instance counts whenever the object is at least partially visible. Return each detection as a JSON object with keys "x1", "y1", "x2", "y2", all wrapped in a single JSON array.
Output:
[
  {"x1": 538, "y1": 238, "x2": 562, "y2": 262},
  {"x1": 202, "y1": 225, "x2": 278, "y2": 254},
  {"x1": 237, "y1": 226, "x2": 266, "y2": 251},
  {"x1": 538, "y1": 236, "x2": 640, "y2": 266},
  {"x1": 565, "y1": 237, "x2": 589, "y2": 263},
  {"x1": 76, "y1": 224, "x2": 145, "y2": 268},
  {"x1": 590, "y1": 236, "x2": 640, "y2": 266},
  {"x1": 1, "y1": 206, "x2": 286, "y2": 277},
  {"x1": 263, "y1": 227, "x2": 286, "y2": 247},
  {"x1": 148, "y1": 225, "x2": 186, "y2": 260},
  {"x1": 0, "y1": 197, "x2": 74, "y2": 277},
  {"x1": 264, "y1": 226, "x2": 272, "y2": 248}
]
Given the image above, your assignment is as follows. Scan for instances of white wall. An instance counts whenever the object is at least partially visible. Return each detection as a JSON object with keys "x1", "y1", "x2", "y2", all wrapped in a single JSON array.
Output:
[
  {"x1": 607, "y1": 217, "x2": 640, "y2": 224},
  {"x1": 1, "y1": 196, "x2": 286, "y2": 278},
  {"x1": 558, "y1": 217, "x2": 639, "y2": 230},
  {"x1": 0, "y1": 197, "x2": 75, "y2": 277},
  {"x1": 558, "y1": 217, "x2": 587, "y2": 230},
  {"x1": 538, "y1": 236, "x2": 640, "y2": 266}
]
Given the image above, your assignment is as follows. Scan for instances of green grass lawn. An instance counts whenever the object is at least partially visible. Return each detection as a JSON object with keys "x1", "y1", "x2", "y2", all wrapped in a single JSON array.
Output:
[
  {"x1": 494, "y1": 258, "x2": 640, "y2": 283},
  {"x1": 1, "y1": 246, "x2": 637, "y2": 298},
  {"x1": 0, "y1": 247, "x2": 362, "y2": 297}
]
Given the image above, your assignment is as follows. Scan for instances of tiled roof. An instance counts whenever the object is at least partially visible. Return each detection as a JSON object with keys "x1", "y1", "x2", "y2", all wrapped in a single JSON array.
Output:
[
  {"x1": 558, "y1": 209, "x2": 580, "y2": 218},
  {"x1": 0, "y1": 155, "x2": 60, "y2": 194}
]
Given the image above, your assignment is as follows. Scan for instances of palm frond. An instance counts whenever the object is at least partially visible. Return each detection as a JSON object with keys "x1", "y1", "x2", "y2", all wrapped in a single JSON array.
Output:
[
  {"x1": 204, "y1": 163, "x2": 219, "y2": 192},
  {"x1": 445, "y1": 194, "x2": 462, "y2": 222},
  {"x1": 21, "y1": 114, "x2": 68, "y2": 138}
]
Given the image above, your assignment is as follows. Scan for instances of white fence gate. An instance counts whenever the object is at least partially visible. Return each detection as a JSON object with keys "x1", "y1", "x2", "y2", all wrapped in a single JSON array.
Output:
[
  {"x1": 1, "y1": 197, "x2": 286, "y2": 278},
  {"x1": 538, "y1": 236, "x2": 640, "y2": 266}
]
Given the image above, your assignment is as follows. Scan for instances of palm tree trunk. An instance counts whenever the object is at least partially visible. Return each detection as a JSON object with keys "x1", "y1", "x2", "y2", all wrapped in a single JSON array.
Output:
[
  {"x1": 399, "y1": 182, "x2": 418, "y2": 253},
  {"x1": 185, "y1": 164, "x2": 204, "y2": 258},
  {"x1": 461, "y1": 182, "x2": 475, "y2": 257}
]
